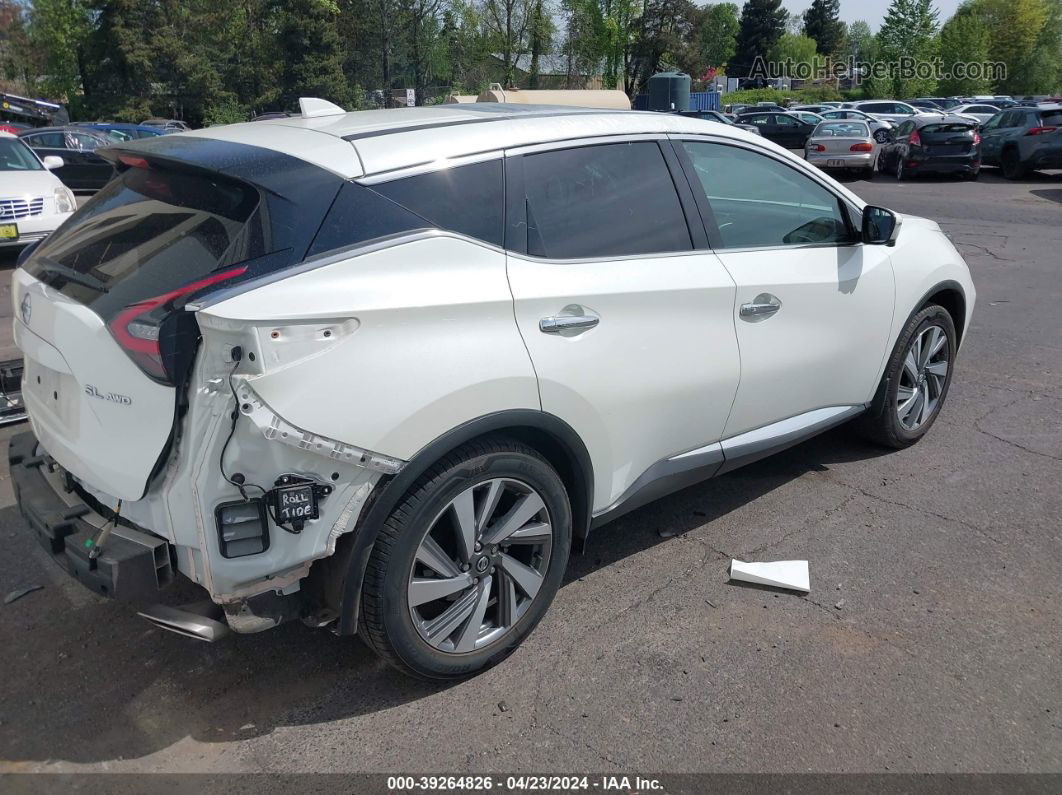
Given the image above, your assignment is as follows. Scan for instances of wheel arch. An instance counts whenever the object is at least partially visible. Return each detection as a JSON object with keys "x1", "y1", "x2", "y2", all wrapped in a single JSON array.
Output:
[
  {"x1": 320, "y1": 410, "x2": 594, "y2": 635},
  {"x1": 920, "y1": 280, "x2": 967, "y2": 346}
]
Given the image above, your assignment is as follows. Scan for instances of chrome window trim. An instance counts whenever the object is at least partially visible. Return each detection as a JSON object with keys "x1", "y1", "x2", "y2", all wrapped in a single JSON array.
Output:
[{"x1": 504, "y1": 132, "x2": 670, "y2": 157}]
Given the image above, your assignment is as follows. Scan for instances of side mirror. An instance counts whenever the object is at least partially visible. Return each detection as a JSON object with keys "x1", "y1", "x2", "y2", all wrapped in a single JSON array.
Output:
[
  {"x1": 42, "y1": 156, "x2": 64, "y2": 170},
  {"x1": 862, "y1": 206, "x2": 901, "y2": 246}
]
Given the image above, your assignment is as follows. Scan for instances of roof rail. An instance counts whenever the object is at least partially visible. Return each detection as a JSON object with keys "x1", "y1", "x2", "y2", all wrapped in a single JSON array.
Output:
[{"x1": 299, "y1": 97, "x2": 346, "y2": 119}]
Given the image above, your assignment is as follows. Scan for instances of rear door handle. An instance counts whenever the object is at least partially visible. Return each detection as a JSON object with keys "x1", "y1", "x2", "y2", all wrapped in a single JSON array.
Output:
[
  {"x1": 739, "y1": 293, "x2": 782, "y2": 322},
  {"x1": 539, "y1": 315, "x2": 599, "y2": 333}
]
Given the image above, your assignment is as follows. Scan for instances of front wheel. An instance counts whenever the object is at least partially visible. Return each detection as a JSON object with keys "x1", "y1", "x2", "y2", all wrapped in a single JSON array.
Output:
[
  {"x1": 858, "y1": 305, "x2": 957, "y2": 449},
  {"x1": 358, "y1": 437, "x2": 572, "y2": 679},
  {"x1": 896, "y1": 157, "x2": 906, "y2": 181},
  {"x1": 1001, "y1": 148, "x2": 1027, "y2": 180}
]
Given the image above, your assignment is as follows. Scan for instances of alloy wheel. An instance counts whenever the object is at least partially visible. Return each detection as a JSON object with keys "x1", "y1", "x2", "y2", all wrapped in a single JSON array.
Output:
[
  {"x1": 896, "y1": 324, "x2": 950, "y2": 431},
  {"x1": 407, "y1": 478, "x2": 553, "y2": 653}
]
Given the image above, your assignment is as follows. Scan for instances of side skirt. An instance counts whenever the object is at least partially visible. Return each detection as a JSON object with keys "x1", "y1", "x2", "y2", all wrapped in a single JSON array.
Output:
[{"x1": 590, "y1": 405, "x2": 865, "y2": 529}]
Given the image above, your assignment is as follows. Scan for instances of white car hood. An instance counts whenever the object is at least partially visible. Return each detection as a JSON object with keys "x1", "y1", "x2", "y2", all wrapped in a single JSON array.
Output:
[{"x1": 0, "y1": 168, "x2": 62, "y2": 197}]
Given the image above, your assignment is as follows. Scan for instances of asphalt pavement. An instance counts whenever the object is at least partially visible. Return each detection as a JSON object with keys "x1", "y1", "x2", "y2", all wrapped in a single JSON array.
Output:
[{"x1": 0, "y1": 166, "x2": 1059, "y2": 775}]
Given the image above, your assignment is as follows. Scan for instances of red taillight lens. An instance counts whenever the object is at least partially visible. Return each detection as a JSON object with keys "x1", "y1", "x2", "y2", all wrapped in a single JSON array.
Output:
[
  {"x1": 973, "y1": 132, "x2": 981, "y2": 145},
  {"x1": 909, "y1": 130, "x2": 922, "y2": 146},
  {"x1": 1026, "y1": 126, "x2": 1058, "y2": 136},
  {"x1": 108, "y1": 265, "x2": 248, "y2": 383},
  {"x1": 118, "y1": 154, "x2": 151, "y2": 169},
  {"x1": 850, "y1": 142, "x2": 874, "y2": 152},
  {"x1": 810, "y1": 144, "x2": 826, "y2": 152}
]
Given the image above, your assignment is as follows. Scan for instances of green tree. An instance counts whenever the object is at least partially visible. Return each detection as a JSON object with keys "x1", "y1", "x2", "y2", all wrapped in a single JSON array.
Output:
[
  {"x1": 802, "y1": 0, "x2": 844, "y2": 56},
  {"x1": 701, "y1": 3, "x2": 739, "y2": 70},
  {"x1": 276, "y1": 0, "x2": 353, "y2": 109},
  {"x1": 732, "y1": 0, "x2": 787, "y2": 78},
  {"x1": 963, "y1": 0, "x2": 1050, "y2": 94},
  {"x1": 873, "y1": 0, "x2": 940, "y2": 97},
  {"x1": 482, "y1": 0, "x2": 534, "y2": 87},
  {"x1": 768, "y1": 32, "x2": 819, "y2": 78},
  {"x1": 938, "y1": 4, "x2": 992, "y2": 95},
  {"x1": 0, "y1": 1, "x2": 38, "y2": 93},
  {"x1": 28, "y1": 0, "x2": 90, "y2": 102}
]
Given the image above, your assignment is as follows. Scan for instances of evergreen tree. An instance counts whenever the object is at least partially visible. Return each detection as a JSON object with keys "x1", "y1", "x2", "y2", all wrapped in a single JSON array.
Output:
[
  {"x1": 276, "y1": 0, "x2": 353, "y2": 109},
  {"x1": 875, "y1": 0, "x2": 941, "y2": 96},
  {"x1": 731, "y1": 0, "x2": 787, "y2": 78},
  {"x1": 802, "y1": 0, "x2": 844, "y2": 56}
]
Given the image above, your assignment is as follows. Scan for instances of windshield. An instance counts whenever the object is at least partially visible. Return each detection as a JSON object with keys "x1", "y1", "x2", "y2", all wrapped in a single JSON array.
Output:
[{"x1": 0, "y1": 137, "x2": 43, "y2": 171}]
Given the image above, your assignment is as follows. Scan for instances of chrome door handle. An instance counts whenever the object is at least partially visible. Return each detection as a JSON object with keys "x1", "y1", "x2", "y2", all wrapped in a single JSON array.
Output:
[
  {"x1": 739, "y1": 293, "x2": 782, "y2": 322},
  {"x1": 539, "y1": 315, "x2": 599, "y2": 333}
]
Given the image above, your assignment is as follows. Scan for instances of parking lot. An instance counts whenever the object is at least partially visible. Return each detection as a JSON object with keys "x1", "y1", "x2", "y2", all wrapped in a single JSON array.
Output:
[{"x1": 0, "y1": 165, "x2": 1059, "y2": 775}]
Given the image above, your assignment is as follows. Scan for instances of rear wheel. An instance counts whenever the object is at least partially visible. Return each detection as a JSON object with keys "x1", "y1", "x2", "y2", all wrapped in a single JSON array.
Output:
[
  {"x1": 858, "y1": 304, "x2": 956, "y2": 449},
  {"x1": 896, "y1": 158, "x2": 906, "y2": 181},
  {"x1": 359, "y1": 437, "x2": 572, "y2": 679},
  {"x1": 1001, "y1": 148, "x2": 1027, "y2": 179}
]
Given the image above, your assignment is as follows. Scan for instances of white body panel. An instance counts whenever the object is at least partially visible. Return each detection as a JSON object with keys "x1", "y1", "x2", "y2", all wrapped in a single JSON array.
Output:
[
  {"x1": 13, "y1": 269, "x2": 176, "y2": 500},
  {"x1": 507, "y1": 250, "x2": 740, "y2": 510},
  {"x1": 201, "y1": 234, "x2": 540, "y2": 461},
  {"x1": 717, "y1": 244, "x2": 896, "y2": 436}
]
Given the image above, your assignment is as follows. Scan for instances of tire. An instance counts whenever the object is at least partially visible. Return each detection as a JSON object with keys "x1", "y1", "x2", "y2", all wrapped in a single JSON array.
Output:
[
  {"x1": 1001, "y1": 147, "x2": 1027, "y2": 180},
  {"x1": 858, "y1": 304, "x2": 957, "y2": 449},
  {"x1": 865, "y1": 166, "x2": 875, "y2": 180},
  {"x1": 896, "y1": 157, "x2": 905, "y2": 181},
  {"x1": 358, "y1": 436, "x2": 572, "y2": 680}
]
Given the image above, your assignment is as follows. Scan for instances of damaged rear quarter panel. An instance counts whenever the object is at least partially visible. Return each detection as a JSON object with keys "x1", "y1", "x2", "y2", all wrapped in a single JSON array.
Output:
[{"x1": 198, "y1": 235, "x2": 541, "y2": 461}]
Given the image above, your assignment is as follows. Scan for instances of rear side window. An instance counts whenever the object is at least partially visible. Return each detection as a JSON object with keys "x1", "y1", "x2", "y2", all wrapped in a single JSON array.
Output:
[
  {"x1": 373, "y1": 159, "x2": 503, "y2": 246},
  {"x1": 309, "y1": 159, "x2": 504, "y2": 256},
  {"x1": 1040, "y1": 110, "x2": 1062, "y2": 125},
  {"x1": 521, "y1": 141, "x2": 692, "y2": 259},
  {"x1": 24, "y1": 165, "x2": 261, "y2": 318}
]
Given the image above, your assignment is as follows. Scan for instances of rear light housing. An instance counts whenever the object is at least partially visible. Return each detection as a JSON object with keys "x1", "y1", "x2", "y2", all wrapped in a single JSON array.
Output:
[
  {"x1": 850, "y1": 143, "x2": 874, "y2": 152},
  {"x1": 810, "y1": 144, "x2": 826, "y2": 152},
  {"x1": 909, "y1": 130, "x2": 922, "y2": 147},
  {"x1": 107, "y1": 265, "x2": 248, "y2": 384},
  {"x1": 973, "y1": 132, "x2": 982, "y2": 145},
  {"x1": 1026, "y1": 126, "x2": 1058, "y2": 136}
]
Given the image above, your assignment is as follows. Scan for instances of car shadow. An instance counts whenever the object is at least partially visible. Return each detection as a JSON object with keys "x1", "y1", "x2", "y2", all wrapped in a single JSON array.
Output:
[{"x1": 0, "y1": 424, "x2": 888, "y2": 765}]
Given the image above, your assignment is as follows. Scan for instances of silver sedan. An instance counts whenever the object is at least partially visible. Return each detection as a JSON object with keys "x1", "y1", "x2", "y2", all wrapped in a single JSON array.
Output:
[{"x1": 804, "y1": 120, "x2": 878, "y2": 175}]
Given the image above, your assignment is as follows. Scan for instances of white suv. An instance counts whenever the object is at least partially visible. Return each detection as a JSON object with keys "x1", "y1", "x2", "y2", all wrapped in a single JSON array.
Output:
[{"x1": 10, "y1": 100, "x2": 975, "y2": 679}]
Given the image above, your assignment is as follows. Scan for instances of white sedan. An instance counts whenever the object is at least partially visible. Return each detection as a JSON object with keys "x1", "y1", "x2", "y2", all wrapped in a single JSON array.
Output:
[
  {"x1": 951, "y1": 104, "x2": 1001, "y2": 124},
  {"x1": 0, "y1": 132, "x2": 76, "y2": 249}
]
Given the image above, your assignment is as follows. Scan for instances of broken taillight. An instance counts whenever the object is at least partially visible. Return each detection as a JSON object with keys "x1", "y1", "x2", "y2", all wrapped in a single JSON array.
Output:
[{"x1": 107, "y1": 265, "x2": 248, "y2": 384}]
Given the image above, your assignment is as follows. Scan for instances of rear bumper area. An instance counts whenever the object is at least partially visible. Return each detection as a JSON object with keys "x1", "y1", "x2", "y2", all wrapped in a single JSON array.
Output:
[
  {"x1": 9, "y1": 430, "x2": 175, "y2": 601},
  {"x1": 908, "y1": 156, "x2": 979, "y2": 173}
]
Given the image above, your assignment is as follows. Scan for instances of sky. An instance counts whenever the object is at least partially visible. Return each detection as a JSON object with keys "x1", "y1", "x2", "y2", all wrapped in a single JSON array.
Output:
[{"x1": 781, "y1": 0, "x2": 963, "y2": 32}]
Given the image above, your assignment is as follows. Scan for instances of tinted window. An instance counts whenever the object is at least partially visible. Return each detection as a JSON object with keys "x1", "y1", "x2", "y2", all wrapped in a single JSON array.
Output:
[
  {"x1": 981, "y1": 113, "x2": 1004, "y2": 130},
  {"x1": 70, "y1": 132, "x2": 102, "y2": 151},
  {"x1": 373, "y1": 159, "x2": 503, "y2": 246},
  {"x1": 743, "y1": 114, "x2": 771, "y2": 125},
  {"x1": 522, "y1": 142, "x2": 691, "y2": 259},
  {"x1": 680, "y1": 141, "x2": 852, "y2": 250},
  {"x1": 309, "y1": 160, "x2": 504, "y2": 255},
  {"x1": 861, "y1": 103, "x2": 891, "y2": 114},
  {"x1": 24, "y1": 166, "x2": 261, "y2": 319},
  {"x1": 25, "y1": 132, "x2": 64, "y2": 147},
  {"x1": 1041, "y1": 110, "x2": 1062, "y2": 125}
]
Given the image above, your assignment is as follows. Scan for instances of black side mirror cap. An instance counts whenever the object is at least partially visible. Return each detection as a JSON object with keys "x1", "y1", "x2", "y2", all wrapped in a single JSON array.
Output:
[{"x1": 862, "y1": 206, "x2": 901, "y2": 246}]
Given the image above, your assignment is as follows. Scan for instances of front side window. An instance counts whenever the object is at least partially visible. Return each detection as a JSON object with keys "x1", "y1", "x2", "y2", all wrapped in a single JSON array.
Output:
[
  {"x1": 521, "y1": 141, "x2": 691, "y2": 259},
  {"x1": 775, "y1": 114, "x2": 800, "y2": 127},
  {"x1": 680, "y1": 141, "x2": 853, "y2": 250},
  {"x1": 0, "y1": 137, "x2": 43, "y2": 171}
]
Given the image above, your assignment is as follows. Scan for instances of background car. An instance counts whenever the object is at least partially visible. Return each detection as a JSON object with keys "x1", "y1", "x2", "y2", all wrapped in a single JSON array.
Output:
[
  {"x1": 820, "y1": 108, "x2": 895, "y2": 143},
  {"x1": 678, "y1": 109, "x2": 761, "y2": 135},
  {"x1": 790, "y1": 110, "x2": 825, "y2": 126},
  {"x1": 140, "y1": 118, "x2": 190, "y2": 132},
  {"x1": 951, "y1": 103, "x2": 1001, "y2": 124},
  {"x1": 909, "y1": 99, "x2": 944, "y2": 111},
  {"x1": 789, "y1": 104, "x2": 833, "y2": 114},
  {"x1": 72, "y1": 121, "x2": 166, "y2": 141},
  {"x1": 878, "y1": 115, "x2": 981, "y2": 180},
  {"x1": 914, "y1": 97, "x2": 965, "y2": 110},
  {"x1": 978, "y1": 103, "x2": 1062, "y2": 178},
  {"x1": 17, "y1": 126, "x2": 116, "y2": 191},
  {"x1": 0, "y1": 132, "x2": 77, "y2": 249},
  {"x1": 804, "y1": 120, "x2": 877, "y2": 176},
  {"x1": 846, "y1": 100, "x2": 927, "y2": 125},
  {"x1": 734, "y1": 111, "x2": 815, "y2": 148}
]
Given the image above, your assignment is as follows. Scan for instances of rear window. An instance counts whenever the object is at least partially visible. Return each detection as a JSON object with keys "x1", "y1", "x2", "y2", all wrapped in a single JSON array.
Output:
[
  {"x1": 24, "y1": 165, "x2": 261, "y2": 319},
  {"x1": 921, "y1": 123, "x2": 976, "y2": 134},
  {"x1": 815, "y1": 122, "x2": 869, "y2": 137}
]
